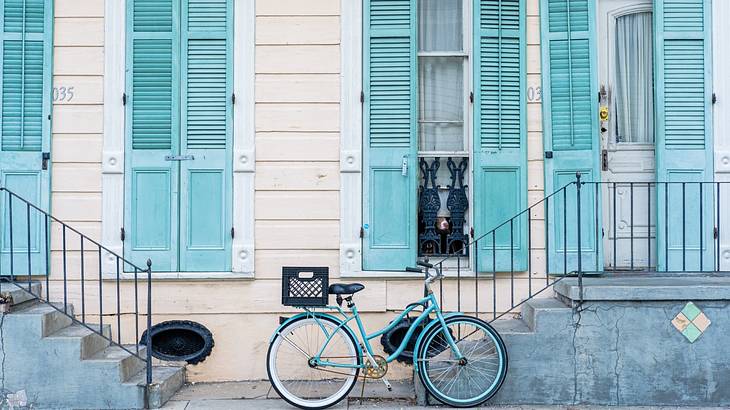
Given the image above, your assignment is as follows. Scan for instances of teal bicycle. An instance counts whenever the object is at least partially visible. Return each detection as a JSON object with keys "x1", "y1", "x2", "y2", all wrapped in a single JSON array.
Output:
[{"x1": 267, "y1": 263, "x2": 508, "y2": 409}]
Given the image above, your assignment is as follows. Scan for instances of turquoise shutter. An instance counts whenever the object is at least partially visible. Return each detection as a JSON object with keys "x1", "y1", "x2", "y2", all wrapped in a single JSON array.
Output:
[
  {"x1": 178, "y1": 0, "x2": 232, "y2": 271},
  {"x1": 540, "y1": 0, "x2": 601, "y2": 273},
  {"x1": 125, "y1": 0, "x2": 180, "y2": 271},
  {"x1": 473, "y1": 0, "x2": 527, "y2": 273},
  {"x1": 655, "y1": 0, "x2": 713, "y2": 270},
  {"x1": 362, "y1": 0, "x2": 418, "y2": 271},
  {"x1": 0, "y1": 0, "x2": 52, "y2": 274}
]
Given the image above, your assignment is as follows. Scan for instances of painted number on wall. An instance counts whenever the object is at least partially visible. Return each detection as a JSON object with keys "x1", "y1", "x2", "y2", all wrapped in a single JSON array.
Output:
[
  {"x1": 527, "y1": 86, "x2": 542, "y2": 103},
  {"x1": 53, "y1": 86, "x2": 75, "y2": 102}
]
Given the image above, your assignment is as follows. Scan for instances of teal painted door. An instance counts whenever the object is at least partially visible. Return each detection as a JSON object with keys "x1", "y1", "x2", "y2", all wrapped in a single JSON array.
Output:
[
  {"x1": 362, "y1": 0, "x2": 418, "y2": 271},
  {"x1": 473, "y1": 0, "x2": 528, "y2": 273},
  {"x1": 125, "y1": 0, "x2": 232, "y2": 272},
  {"x1": 540, "y1": 0, "x2": 602, "y2": 273},
  {"x1": 0, "y1": 0, "x2": 53, "y2": 276},
  {"x1": 654, "y1": 0, "x2": 713, "y2": 271}
]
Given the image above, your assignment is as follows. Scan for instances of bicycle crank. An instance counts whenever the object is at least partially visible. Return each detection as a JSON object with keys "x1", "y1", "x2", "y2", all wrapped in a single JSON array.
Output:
[{"x1": 363, "y1": 355, "x2": 388, "y2": 379}]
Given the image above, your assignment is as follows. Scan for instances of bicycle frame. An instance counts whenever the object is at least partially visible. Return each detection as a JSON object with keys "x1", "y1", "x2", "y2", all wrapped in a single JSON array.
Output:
[{"x1": 308, "y1": 293, "x2": 463, "y2": 370}]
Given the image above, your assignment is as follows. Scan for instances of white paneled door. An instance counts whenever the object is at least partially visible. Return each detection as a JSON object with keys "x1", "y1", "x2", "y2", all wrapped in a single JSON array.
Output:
[{"x1": 598, "y1": 0, "x2": 656, "y2": 270}]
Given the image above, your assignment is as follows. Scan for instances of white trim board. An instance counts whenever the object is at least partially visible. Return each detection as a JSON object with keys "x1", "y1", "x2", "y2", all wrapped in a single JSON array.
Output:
[
  {"x1": 102, "y1": 0, "x2": 255, "y2": 278},
  {"x1": 713, "y1": 0, "x2": 730, "y2": 269}
]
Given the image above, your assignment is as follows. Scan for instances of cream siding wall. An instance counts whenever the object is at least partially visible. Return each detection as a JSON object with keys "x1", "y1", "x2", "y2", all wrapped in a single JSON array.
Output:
[{"x1": 44, "y1": 0, "x2": 546, "y2": 382}]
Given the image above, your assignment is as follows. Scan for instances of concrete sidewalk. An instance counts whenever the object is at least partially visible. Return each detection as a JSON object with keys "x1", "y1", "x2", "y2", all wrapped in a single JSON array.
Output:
[{"x1": 162, "y1": 381, "x2": 727, "y2": 409}]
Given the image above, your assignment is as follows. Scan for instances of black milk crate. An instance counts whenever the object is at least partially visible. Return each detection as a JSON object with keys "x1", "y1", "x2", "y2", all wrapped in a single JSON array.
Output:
[{"x1": 282, "y1": 267, "x2": 329, "y2": 307}]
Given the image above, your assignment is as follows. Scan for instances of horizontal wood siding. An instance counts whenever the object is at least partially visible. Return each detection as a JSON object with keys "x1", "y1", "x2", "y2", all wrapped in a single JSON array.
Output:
[{"x1": 41, "y1": 0, "x2": 548, "y2": 382}]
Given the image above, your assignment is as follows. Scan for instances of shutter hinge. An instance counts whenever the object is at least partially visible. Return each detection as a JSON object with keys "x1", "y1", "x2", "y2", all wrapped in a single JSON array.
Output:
[
  {"x1": 714, "y1": 227, "x2": 719, "y2": 239},
  {"x1": 469, "y1": 92, "x2": 474, "y2": 103},
  {"x1": 231, "y1": 227, "x2": 235, "y2": 238},
  {"x1": 470, "y1": 227, "x2": 475, "y2": 238},
  {"x1": 120, "y1": 227, "x2": 126, "y2": 242},
  {"x1": 122, "y1": 93, "x2": 127, "y2": 106},
  {"x1": 712, "y1": 93, "x2": 717, "y2": 105},
  {"x1": 232, "y1": 93, "x2": 236, "y2": 105},
  {"x1": 359, "y1": 227, "x2": 365, "y2": 238},
  {"x1": 360, "y1": 91, "x2": 364, "y2": 103}
]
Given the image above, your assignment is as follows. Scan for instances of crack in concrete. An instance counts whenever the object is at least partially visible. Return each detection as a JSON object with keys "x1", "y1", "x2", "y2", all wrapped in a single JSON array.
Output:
[
  {"x1": 0, "y1": 313, "x2": 5, "y2": 394},
  {"x1": 570, "y1": 302, "x2": 584, "y2": 405},
  {"x1": 612, "y1": 309, "x2": 626, "y2": 406}
]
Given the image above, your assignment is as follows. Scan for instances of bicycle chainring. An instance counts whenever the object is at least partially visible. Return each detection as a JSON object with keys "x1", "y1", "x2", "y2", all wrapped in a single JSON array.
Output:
[{"x1": 363, "y1": 355, "x2": 388, "y2": 379}]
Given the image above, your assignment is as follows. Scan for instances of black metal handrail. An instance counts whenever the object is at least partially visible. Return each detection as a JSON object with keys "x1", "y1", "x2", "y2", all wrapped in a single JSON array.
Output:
[
  {"x1": 0, "y1": 187, "x2": 153, "y2": 386},
  {"x1": 426, "y1": 174, "x2": 730, "y2": 320}
]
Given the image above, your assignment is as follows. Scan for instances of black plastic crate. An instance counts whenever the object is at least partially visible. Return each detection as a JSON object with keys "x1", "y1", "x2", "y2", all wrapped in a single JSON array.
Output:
[{"x1": 281, "y1": 267, "x2": 329, "y2": 307}]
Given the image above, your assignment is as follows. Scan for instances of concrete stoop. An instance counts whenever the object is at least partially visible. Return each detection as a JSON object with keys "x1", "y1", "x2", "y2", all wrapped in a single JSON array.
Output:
[
  {"x1": 0, "y1": 282, "x2": 185, "y2": 409},
  {"x1": 415, "y1": 276, "x2": 730, "y2": 407}
]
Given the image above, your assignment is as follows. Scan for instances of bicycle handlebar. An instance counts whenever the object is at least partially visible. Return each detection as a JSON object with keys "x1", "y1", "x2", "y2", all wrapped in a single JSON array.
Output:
[{"x1": 417, "y1": 260, "x2": 434, "y2": 269}]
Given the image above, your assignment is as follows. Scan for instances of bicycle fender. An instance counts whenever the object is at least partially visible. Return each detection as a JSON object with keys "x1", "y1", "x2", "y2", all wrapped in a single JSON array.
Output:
[
  {"x1": 412, "y1": 312, "x2": 462, "y2": 373},
  {"x1": 270, "y1": 312, "x2": 363, "y2": 356}
]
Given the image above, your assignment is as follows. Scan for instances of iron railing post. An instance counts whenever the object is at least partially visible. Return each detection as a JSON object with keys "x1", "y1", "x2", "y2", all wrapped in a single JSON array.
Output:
[
  {"x1": 146, "y1": 259, "x2": 153, "y2": 387},
  {"x1": 576, "y1": 173, "x2": 583, "y2": 305}
]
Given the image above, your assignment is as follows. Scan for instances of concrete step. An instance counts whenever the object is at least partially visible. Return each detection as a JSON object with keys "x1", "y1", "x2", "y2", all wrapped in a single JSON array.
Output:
[
  {"x1": 88, "y1": 345, "x2": 147, "y2": 382},
  {"x1": 125, "y1": 366, "x2": 186, "y2": 409},
  {"x1": 6, "y1": 301, "x2": 74, "y2": 338},
  {"x1": 521, "y1": 296, "x2": 572, "y2": 332},
  {"x1": 490, "y1": 318, "x2": 533, "y2": 334},
  {"x1": 46, "y1": 323, "x2": 112, "y2": 359},
  {"x1": 0, "y1": 281, "x2": 41, "y2": 306}
]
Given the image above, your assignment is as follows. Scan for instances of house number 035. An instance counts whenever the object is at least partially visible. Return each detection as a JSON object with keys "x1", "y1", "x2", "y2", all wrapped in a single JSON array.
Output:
[
  {"x1": 53, "y1": 86, "x2": 75, "y2": 102},
  {"x1": 527, "y1": 86, "x2": 542, "y2": 103}
]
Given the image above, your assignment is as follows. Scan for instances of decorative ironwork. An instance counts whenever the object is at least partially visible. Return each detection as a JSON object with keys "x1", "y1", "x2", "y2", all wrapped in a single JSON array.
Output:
[
  {"x1": 419, "y1": 158, "x2": 441, "y2": 255},
  {"x1": 446, "y1": 157, "x2": 469, "y2": 254}
]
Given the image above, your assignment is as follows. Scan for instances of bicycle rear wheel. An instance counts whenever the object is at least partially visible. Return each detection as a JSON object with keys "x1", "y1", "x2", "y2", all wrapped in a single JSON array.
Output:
[
  {"x1": 416, "y1": 315, "x2": 508, "y2": 407},
  {"x1": 267, "y1": 315, "x2": 360, "y2": 409}
]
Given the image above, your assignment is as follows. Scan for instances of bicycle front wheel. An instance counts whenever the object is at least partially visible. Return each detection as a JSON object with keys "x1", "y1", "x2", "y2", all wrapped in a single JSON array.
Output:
[
  {"x1": 267, "y1": 315, "x2": 360, "y2": 409},
  {"x1": 416, "y1": 315, "x2": 508, "y2": 407}
]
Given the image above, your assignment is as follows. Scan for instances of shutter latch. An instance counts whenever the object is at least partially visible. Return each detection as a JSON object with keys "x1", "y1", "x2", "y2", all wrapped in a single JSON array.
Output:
[
  {"x1": 713, "y1": 93, "x2": 717, "y2": 105},
  {"x1": 360, "y1": 91, "x2": 365, "y2": 103},
  {"x1": 359, "y1": 227, "x2": 365, "y2": 238},
  {"x1": 231, "y1": 227, "x2": 235, "y2": 239},
  {"x1": 232, "y1": 93, "x2": 236, "y2": 105},
  {"x1": 41, "y1": 152, "x2": 50, "y2": 170},
  {"x1": 122, "y1": 93, "x2": 127, "y2": 106},
  {"x1": 120, "y1": 228, "x2": 126, "y2": 242},
  {"x1": 469, "y1": 92, "x2": 474, "y2": 103}
]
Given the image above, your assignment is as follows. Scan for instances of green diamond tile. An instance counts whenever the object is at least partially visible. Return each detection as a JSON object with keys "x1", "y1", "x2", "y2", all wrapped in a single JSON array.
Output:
[
  {"x1": 681, "y1": 322, "x2": 702, "y2": 343},
  {"x1": 681, "y1": 302, "x2": 702, "y2": 321}
]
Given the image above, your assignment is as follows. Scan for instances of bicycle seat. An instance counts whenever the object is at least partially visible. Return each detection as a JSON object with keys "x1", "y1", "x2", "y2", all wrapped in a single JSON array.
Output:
[{"x1": 328, "y1": 283, "x2": 365, "y2": 295}]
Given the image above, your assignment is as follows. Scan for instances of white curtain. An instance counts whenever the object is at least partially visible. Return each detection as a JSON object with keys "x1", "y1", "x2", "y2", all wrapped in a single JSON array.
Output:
[
  {"x1": 614, "y1": 12, "x2": 654, "y2": 143},
  {"x1": 418, "y1": 0, "x2": 464, "y2": 152}
]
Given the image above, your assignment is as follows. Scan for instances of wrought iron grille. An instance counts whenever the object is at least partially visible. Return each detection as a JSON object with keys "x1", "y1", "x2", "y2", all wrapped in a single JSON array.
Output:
[{"x1": 418, "y1": 157, "x2": 469, "y2": 257}]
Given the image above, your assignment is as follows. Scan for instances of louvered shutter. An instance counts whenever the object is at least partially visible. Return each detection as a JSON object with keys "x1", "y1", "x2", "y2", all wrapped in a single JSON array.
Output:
[
  {"x1": 178, "y1": 0, "x2": 232, "y2": 271},
  {"x1": 0, "y1": 0, "x2": 52, "y2": 275},
  {"x1": 125, "y1": 0, "x2": 180, "y2": 271},
  {"x1": 473, "y1": 0, "x2": 527, "y2": 273},
  {"x1": 540, "y1": 0, "x2": 601, "y2": 273},
  {"x1": 362, "y1": 0, "x2": 418, "y2": 270},
  {"x1": 655, "y1": 0, "x2": 713, "y2": 270}
]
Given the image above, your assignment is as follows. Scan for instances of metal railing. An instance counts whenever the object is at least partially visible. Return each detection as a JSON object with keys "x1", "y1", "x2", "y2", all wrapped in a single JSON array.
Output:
[
  {"x1": 0, "y1": 187, "x2": 153, "y2": 386},
  {"x1": 428, "y1": 173, "x2": 730, "y2": 319}
]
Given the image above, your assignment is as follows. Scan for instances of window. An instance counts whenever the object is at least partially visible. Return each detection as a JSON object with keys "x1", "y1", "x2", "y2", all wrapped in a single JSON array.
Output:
[
  {"x1": 362, "y1": 0, "x2": 527, "y2": 272},
  {"x1": 613, "y1": 11, "x2": 654, "y2": 144},
  {"x1": 417, "y1": 0, "x2": 470, "y2": 257}
]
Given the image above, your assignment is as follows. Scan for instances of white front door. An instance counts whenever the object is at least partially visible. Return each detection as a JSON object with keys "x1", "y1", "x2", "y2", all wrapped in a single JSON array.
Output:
[{"x1": 598, "y1": 0, "x2": 656, "y2": 270}]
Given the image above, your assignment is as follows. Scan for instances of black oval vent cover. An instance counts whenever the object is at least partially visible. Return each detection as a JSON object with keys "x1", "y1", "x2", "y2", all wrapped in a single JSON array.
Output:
[{"x1": 140, "y1": 320, "x2": 214, "y2": 364}]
